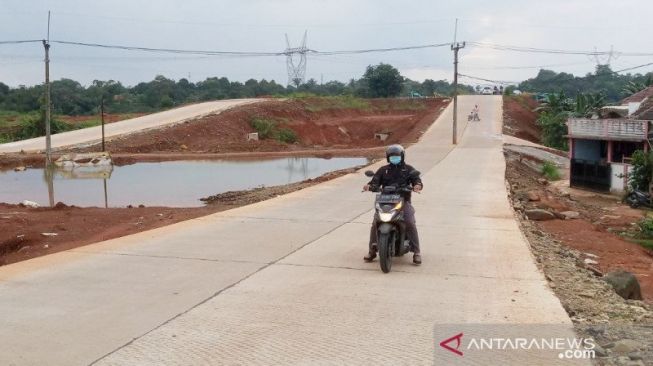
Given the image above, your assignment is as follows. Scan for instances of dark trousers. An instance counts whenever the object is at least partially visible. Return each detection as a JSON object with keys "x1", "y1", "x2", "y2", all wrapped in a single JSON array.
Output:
[{"x1": 368, "y1": 202, "x2": 420, "y2": 254}]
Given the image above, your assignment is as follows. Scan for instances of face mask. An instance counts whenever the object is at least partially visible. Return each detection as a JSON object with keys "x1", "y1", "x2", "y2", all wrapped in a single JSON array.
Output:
[{"x1": 389, "y1": 156, "x2": 402, "y2": 165}]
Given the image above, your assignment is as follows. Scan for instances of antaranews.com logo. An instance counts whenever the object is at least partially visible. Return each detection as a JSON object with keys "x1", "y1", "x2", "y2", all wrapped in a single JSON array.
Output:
[{"x1": 434, "y1": 324, "x2": 597, "y2": 365}]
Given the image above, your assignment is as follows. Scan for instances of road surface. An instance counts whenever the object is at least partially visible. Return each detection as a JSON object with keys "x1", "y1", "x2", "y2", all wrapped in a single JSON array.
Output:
[
  {"x1": 0, "y1": 96, "x2": 585, "y2": 365},
  {"x1": 0, "y1": 99, "x2": 259, "y2": 154}
]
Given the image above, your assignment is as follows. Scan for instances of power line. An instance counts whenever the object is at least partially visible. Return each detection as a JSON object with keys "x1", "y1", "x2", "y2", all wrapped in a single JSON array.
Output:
[
  {"x1": 50, "y1": 40, "x2": 285, "y2": 57},
  {"x1": 464, "y1": 61, "x2": 594, "y2": 71},
  {"x1": 313, "y1": 42, "x2": 451, "y2": 55},
  {"x1": 614, "y1": 62, "x2": 653, "y2": 73},
  {"x1": 468, "y1": 42, "x2": 653, "y2": 57},
  {"x1": 0, "y1": 40, "x2": 43, "y2": 45},
  {"x1": 457, "y1": 73, "x2": 519, "y2": 85}
]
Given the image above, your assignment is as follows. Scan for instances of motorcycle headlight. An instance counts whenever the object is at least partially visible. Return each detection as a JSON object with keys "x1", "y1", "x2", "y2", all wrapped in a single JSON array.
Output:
[{"x1": 379, "y1": 211, "x2": 395, "y2": 222}]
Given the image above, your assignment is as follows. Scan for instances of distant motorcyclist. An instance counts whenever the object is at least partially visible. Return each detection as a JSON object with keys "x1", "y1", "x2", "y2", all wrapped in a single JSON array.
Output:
[
  {"x1": 363, "y1": 144, "x2": 423, "y2": 265},
  {"x1": 472, "y1": 105, "x2": 480, "y2": 121}
]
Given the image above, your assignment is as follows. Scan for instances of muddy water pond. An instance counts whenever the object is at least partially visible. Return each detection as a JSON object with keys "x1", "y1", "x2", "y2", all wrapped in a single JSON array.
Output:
[{"x1": 0, "y1": 157, "x2": 368, "y2": 207}]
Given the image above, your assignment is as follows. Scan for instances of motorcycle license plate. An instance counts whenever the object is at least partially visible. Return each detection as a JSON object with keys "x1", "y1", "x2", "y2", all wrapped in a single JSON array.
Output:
[{"x1": 377, "y1": 194, "x2": 401, "y2": 203}]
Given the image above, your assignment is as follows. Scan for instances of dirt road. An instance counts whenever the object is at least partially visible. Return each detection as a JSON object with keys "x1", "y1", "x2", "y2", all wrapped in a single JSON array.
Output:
[
  {"x1": 0, "y1": 96, "x2": 582, "y2": 365},
  {"x1": 0, "y1": 99, "x2": 259, "y2": 153}
]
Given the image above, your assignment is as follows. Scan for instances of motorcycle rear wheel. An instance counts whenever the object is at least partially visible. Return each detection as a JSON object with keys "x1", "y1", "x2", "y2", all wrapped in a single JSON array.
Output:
[{"x1": 378, "y1": 232, "x2": 392, "y2": 273}]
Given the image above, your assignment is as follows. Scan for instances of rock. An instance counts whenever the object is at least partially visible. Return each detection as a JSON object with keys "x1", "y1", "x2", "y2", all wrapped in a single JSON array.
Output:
[
  {"x1": 180, "y1": 144, "x2": 188, "y2": 150},
  {"x1": 593, "y1": 344, "x2": 608, "y2": 357},
  {"x1": 537, "y1": 178, "x2": 549, "y2": 185},
  {"x1": 525, "y1": 209, "x2": 556, "y2": 221},
  {"x1": 612, "y1": 339, "x2": 643, "y2": 354},
  {"x1": 586, "y1": 265, "x2": 604, "y2": 277},
  {"x1": 527, "y1": 191, "x2": 541, "y2": 201},
  {"x1": 41, "y1": 232, "x2": 58, "y2": 237},
  {"x1": 20, "y1": 200, "x2": 39, "y2": 208},
  {"x1": 628, "y1": 352, "x2": 643, "y2": 361},
  {"x1": 43, "y1": 244, "x2": 49, "y2": 249},
  {"x1": 560, "y1": 211, "x2": 580, "y2": 219},
  {"x1": 54, "y1": 202, "x2": 68, "y2": 209},
  {"x1": 584, "y1": 258, "x2": 598, "y2": 265},
  {"x1": 138, "y1": 204, "x2": 145, "y2": 208},
  {"x1": 14, "y1": 166, "x2": 26, "y2": 172},
  {"x1": 603, "y1": 271, "x2": 643, "y2": 300},
  {"x1": 584, "y1": 252, "x2": 599, "y2": 258}
]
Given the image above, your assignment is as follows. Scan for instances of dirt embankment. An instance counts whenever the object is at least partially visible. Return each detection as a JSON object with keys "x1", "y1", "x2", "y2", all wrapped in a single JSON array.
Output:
[
  {"x1": 0, "y1": 166, "x2": 363, "y2": 266},
  {"x1": 503, "y1": 95, "x2": 541, "y2": 143},
  {"x1": 505, "y1": 149, "x2": 652, "y2": 303},
  {"x1": 69, "y1": 97, "x2": 449, "y2": 154}
]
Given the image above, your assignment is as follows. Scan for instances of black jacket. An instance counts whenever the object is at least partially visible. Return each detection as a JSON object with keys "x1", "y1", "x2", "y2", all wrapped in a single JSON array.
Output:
[{"x1": 368, "y1": 162, "x2": 422, "y2": 202}]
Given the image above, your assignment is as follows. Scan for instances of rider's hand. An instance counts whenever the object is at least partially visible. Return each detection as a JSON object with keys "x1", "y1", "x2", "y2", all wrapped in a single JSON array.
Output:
[
  {"x1": 363, "y1": 184, "x2": 370, "y2": 191},
  {"x1": 413, "y1": 184, "x2": 423, "y2": 193}
]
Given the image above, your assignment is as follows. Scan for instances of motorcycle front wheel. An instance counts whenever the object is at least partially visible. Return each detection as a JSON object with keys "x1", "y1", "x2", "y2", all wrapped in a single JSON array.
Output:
[{"x1": 378, "y1": 232, "x2": 392, "y2": 273}]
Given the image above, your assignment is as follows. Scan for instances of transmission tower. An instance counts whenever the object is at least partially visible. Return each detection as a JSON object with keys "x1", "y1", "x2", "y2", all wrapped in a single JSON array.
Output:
[
  {"x1": 285, "y1": 31, "x2": 308, "y2": 87},
  {"x1": 592, "y1": 45, "x2": 618, "y2": 68}
]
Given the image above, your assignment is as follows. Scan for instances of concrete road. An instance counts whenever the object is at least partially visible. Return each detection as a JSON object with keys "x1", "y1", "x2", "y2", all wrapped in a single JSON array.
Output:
[
  {"x1": 0, "y1": 99, "x2": 259, "y2": 153},
  {"x1": 0, "y1": 96, "x2": 585, "y2": 365}
]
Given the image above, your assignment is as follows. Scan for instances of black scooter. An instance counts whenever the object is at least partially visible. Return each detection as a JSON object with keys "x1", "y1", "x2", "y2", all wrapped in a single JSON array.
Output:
[
  {"x1": 364, "y1": 169, "x2": 420, "y2": 273},
  {"x1": 626, "y1": 189, "x2": 652, "y2": 208}
]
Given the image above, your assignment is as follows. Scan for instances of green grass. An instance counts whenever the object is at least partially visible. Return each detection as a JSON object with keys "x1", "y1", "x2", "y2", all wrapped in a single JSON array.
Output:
[
  {"x1": 249, "y1": 117, "x2": 298, "y2": 144},
  {"x1": 297, "y1": 95, "x2": 371, "y2": 112},
  {"x1": 541, "y1": 161, "x2": 561, "y2": 180},
  {"x1": 277, "y1": 128, "x2": 298, "y2": 143}
]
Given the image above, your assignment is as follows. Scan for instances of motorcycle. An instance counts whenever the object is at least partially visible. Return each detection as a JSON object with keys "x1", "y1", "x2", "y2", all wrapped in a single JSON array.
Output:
[
  {"x1": 364, "y1": 169, "x2": 420, "y2": 273},
  {"x1": 626, "y1": 189, "x2": 652, "y2": 208},
  {"x1": 468, "y1": 112, "x2": 480, "y2": 121}
]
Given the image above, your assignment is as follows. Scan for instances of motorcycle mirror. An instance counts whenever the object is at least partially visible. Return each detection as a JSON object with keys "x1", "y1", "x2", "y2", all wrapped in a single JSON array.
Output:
[
  {"x1": 409, "y1": 170, "x2": 421, "y2": 178},
  {"x1": 364, "y1": 170, "x2": 375, "y2": 177}
]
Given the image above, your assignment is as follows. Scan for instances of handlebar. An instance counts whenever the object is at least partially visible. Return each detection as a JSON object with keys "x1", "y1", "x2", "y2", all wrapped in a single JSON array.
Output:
[{"x1": 366, "y1": 185, "x2": 416, "y2": 193}]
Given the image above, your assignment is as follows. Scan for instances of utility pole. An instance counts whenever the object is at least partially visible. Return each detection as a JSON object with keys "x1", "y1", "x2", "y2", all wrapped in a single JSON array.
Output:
[
  {"x1": 100, "y1": 96, "x2": 105, "y2": 152},
  {"x1": 451, "y1": 41, "x2": 465, "y2": 145},
  {"x1": 43, "y1": 11, "x2": 52, "y2": 165}
]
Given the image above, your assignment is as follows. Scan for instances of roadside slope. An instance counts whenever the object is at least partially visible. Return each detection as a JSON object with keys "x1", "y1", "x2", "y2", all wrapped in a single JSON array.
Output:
[{"x1": 0, "y1": 99, "x2": 259, "y2": 153}]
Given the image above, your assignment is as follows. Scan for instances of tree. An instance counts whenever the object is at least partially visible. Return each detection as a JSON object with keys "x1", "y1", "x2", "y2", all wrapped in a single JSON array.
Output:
[{"x1": 360, "y1": 63, "x2": 404, "y2": 98}]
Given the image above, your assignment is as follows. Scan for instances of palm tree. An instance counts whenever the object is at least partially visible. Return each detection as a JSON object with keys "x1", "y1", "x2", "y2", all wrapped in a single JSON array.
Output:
[{"x1": 622, "y1": 76, "x2": 653, "y2": 96}]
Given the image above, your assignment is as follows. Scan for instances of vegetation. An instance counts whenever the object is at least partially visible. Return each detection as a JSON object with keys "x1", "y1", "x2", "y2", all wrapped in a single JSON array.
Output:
[
  {"x1": 518, "y1": 65, "x2": 653, "y2": 102},
  {"x1": 628, "y1": 150, "x2": 653, "y2": 192},
  {"x1": 249, "y1": 117, "x2": 297, "y2": 144},
  {"x1": 541, "y1": 161, "x2": 561, "y2": 180},
  {"x1": 535, "y1": 91, "x2": 606, "y2": 150},
  {"x1": 250, "y1": 117, "x2": 278, "y2": 139},
  {"x1": 358, "y1": 63, "x2": 404, "y2": 98},
  {"x1": 277, "y1": 128, "x2": 298, "y2": 144},
  {"x1": 0, "y1": 62, "x2": 473, "y2": 143}
]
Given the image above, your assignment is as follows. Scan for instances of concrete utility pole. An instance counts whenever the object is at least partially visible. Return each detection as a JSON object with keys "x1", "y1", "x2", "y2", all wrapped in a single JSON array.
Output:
[
  {"x1": 100, "y1": 96, "x2": 105, "y2": 152},
  {"x1": 43, "y1": 11, "x2": 52, "y2": 165},
  {"x1": 451, "y1": 41, "x2": 465, "y2": 145}
]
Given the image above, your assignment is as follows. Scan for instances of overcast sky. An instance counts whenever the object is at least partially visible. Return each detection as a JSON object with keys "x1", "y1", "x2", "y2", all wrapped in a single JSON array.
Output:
[{"x1": 1, "y1": 0, "x2": 652, "y2": 87}]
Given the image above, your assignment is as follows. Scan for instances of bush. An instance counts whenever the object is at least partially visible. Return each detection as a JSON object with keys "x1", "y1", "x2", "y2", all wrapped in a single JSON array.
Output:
[
  {"x1": 628, "y1": 150, "x2": 652, "y2": 192},
  {"x1": 277, "y1": 128, "x2": 297, "y2": 143},
  {"x1": 250, "y1": 117, "x2": 277, "y2": 139},
  {"x1": 249, "y1": 117, "x2": 298, "y2": 144},
  {"x1": 637, "y1": 216, "x2": 653, "y2": 238},
  {"x1": 537, "y1": 111, "x2": 568, "y2": 150},
  {"x1": 541, "y1": 161, "x2": 561, "y2": 180},
  {"x1": 16, "y1": 113, "x2": 71, "y2": 139}
]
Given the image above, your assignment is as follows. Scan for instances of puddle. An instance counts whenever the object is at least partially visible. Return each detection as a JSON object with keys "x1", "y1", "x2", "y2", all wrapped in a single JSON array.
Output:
[{"x1": 0, "y1": 157, "x2": 368, "y2": 207}]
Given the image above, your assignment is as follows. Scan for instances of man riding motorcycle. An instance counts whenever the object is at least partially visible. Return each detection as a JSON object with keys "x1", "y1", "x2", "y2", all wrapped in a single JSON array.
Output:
[{"x1": 363, "y1": 144, "x2": 423, "y2": 265}]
